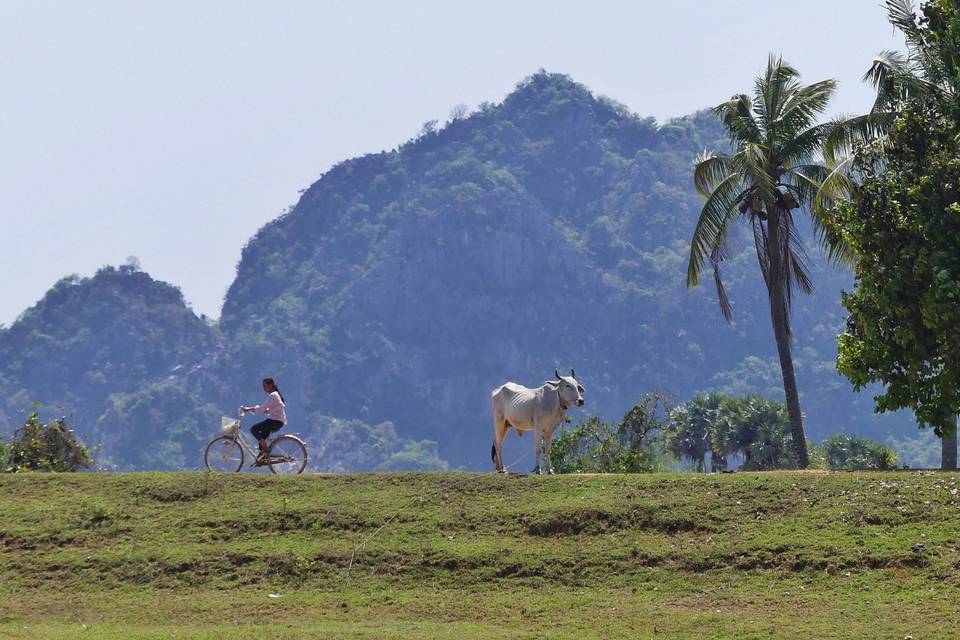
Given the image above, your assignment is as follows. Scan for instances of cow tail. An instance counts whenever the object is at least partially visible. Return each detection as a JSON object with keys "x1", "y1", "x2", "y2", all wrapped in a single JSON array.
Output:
[{"x1": 491, "y1": 441, "x2": 496, "y2": 463}]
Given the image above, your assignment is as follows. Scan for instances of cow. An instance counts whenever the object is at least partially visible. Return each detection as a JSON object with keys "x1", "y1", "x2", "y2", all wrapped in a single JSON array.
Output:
[{"x1": 491, "y1": 369, "x2": 585, "y2": 474}]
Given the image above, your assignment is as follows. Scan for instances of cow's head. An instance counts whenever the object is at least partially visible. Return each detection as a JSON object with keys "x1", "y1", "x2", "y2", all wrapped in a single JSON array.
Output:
[{"x1": 554, "y1": 369, "x2": 585, "y2": 407}]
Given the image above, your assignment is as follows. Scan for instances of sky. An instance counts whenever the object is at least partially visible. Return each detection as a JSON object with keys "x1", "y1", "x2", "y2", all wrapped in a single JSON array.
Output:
[{"x1": 0, "y1": 0, "x2": 903, "y2": 325}]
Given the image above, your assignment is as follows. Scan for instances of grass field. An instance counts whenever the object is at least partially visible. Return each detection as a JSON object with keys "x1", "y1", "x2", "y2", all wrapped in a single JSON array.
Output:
[{"x1": 2, "y1": 471, "x2": 959, "y2": 639}]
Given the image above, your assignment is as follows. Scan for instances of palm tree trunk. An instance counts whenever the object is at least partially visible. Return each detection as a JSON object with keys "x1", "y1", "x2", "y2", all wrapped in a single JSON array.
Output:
[
  {"x1": 712, "y1": 449, "x2": 727, "y2": 472},
  {"x1": 766, "y1": 207, "x2": 810, "y2": 468},
  {"x1": 941, "y1": 416, "x2": 957, "y2": 470}
]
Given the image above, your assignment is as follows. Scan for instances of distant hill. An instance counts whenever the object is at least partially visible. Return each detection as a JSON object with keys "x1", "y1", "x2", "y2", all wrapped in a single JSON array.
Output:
[
  {"x1": 0, "y1": 72, "x2": 916, "y2": 469},
  {"x1": 0, "y1": 265, "x2": 216, "y2": 432}
]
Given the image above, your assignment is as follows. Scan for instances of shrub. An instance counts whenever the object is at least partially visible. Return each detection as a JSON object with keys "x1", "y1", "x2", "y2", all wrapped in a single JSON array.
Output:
[
  {"x1": 4, "y1": 413, "x2": 93, "y2": 472},
  {"x1": 815, "y1": 434, "x2": 897, "y2": 470},
  {"x1": 552, "y1": 392, "x2": 671, "y2": 473}
]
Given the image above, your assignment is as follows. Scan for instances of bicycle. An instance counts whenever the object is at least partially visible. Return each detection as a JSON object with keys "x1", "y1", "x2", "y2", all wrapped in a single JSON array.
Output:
[{"x1": 204, "y1": 410, "x2": 308, "y2": 474}]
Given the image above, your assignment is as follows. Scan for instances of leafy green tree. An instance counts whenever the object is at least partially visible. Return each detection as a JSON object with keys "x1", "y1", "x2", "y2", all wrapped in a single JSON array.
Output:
[
  {"x1": 4, "y1": 413, "x2": 92, "y2": 472},
  {"x1": 835, "y1": 0, "x2": 960, "y2": 469},
  {"x1": 688, "y1": 56, "x2": 851, "y2": 468},
  {"x1": 835, "y1": 110, "x2": 960, "y2": 468},
  {"x1": 552, "y1": 393, "x2": 671, "y2": 473}
]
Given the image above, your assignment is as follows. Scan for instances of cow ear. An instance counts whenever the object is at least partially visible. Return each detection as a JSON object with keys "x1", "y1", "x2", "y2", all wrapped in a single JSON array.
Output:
[{"x1": 577, "y1": 385, "x2": 584, "y2": 393}]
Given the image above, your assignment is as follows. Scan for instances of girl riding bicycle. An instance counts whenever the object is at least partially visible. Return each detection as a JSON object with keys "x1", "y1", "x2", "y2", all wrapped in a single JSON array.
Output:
[{"x1": 241, "y1": 377, "x2": 287, "y2": 465}]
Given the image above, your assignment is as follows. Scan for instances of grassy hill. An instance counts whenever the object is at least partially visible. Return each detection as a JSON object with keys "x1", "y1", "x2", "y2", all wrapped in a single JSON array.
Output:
[{"x1": 2, "y1": 471, "x2": 959, "y2": 639}]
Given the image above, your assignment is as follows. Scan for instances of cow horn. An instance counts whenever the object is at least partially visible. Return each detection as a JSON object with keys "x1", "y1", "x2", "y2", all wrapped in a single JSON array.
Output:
[
  {"x1": 555, "y1": 369, "x2": 561, "y2": 380},
  {"x1": 570, "y1": 368, "x2": 576, "y2": 378}
]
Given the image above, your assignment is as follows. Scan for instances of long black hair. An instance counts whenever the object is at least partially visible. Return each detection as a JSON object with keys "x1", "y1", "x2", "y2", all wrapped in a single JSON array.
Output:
[{"x1": 263, "y1": 377, "x2": 284, "y2": 403}]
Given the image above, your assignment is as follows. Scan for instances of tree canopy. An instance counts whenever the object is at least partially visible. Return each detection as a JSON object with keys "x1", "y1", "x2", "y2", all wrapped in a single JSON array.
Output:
[{"x1": 835, "y1": 0, "x2": 960, "y2": 468}]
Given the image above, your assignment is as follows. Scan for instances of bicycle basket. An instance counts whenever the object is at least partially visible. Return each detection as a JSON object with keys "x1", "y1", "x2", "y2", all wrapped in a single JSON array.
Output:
[{"x1": 220, "y1": 416, "x2": 240, "y2": 435}]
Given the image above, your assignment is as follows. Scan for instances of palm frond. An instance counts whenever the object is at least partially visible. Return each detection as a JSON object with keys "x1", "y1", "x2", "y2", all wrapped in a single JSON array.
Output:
[
  {"x1": 751, "y1": 216, "x2": 771, "y2": 292},
  {"x1": 714, "y1": 94, "x2": 763, "y2": 145},
  {"x1": 783, "y1": 211, "x2": 814, "y2": 298},
  {"x1": 822, "y1": 114, "x2": 891, "y2": 165},
  {"x1": 755, "y1": 55, "x2": 802, "y2": 135},
  {"x1": 693, "y1": 151, "x2": 734, "y2": 198},
  {"x1": 778, "y1": 122, "x2": 835, "y2": 167},
  {"x1": 687, "y1": 173, "x2": 746, "y2": 287},
  {"x1": 710, "y1": 233, "x2": 734, "y2": 322},
  {"x1": 865, "y1": 50, "x2": 938, "y2": 111},
  {"x1": 784, "y1": 165, "x2": 855, "y2": 267},
  {"x1": 777, "y1": 79, "x2": 837, "y2": 141},
  {"x1": 712, "y1": 255, "x2": 733, "y2": 322},
  {"x1": 734, "y1": 143, "x2": 777, "y2": 204},
  {"x1": 885, "y1": 0, "x2": 925, "y2": 60}
]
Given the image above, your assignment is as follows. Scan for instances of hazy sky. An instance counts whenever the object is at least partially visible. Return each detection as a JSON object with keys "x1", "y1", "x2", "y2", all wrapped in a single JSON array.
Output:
[{"x1": 1, "y1": 0, "x2": 902, "y2": 324}]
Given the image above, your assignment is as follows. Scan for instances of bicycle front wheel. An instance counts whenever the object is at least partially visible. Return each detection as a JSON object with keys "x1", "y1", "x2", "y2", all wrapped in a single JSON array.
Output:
[
  {"x1": 268, "y1": 436, "x2": 308, "y2": 474},
  {"x1": 205, "y1": 436, "x2": 244, "y2": 472}
]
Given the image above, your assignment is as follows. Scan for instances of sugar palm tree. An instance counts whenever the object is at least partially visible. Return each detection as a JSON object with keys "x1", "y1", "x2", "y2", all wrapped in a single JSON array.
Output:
[{"x1": 687, "y1": 56, "x2": 849, "y2": 468}]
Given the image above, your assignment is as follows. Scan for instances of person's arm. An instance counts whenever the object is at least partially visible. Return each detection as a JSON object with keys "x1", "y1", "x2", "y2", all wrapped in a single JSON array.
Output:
[{"x1": 263, "y1": 393, "x2": 281, "y2": 413}]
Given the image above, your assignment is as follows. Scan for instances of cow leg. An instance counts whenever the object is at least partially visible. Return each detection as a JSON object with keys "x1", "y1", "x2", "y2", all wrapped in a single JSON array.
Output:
[
  {"x1": 544, "y1": 429, "x2": 555, "y2": 475},
  {"x1": 532, "y1": 426, "x2": 543, "y2": 475},
  {"x1": 492, "y1": 417, "x2": 508, "y2": 473}
]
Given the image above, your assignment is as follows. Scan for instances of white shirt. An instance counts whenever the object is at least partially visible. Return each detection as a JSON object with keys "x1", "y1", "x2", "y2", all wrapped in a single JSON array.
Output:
[{"x1": 254, "y1": 391, "x2": 287, "y2": 424}]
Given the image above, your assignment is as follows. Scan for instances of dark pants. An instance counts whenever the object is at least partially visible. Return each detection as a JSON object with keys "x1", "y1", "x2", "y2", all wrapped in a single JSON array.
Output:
[{"x1": 251, "y1": 419, "x2": 284, "y2": 442}]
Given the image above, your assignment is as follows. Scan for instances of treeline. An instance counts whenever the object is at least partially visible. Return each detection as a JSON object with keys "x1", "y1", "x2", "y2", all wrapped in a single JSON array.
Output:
[
  {"x1": 686, "y1": 0, "x2": 960, "y2": 469},
  {"x1": 553, "y1": 393, "x2": 898, "y2": 474}
]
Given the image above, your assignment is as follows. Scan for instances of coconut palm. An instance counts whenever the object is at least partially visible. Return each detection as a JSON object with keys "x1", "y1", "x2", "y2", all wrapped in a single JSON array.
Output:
[
  {"x1": 821, "y1": 0, "x2": 956, "y2": 185},
  {"x1": 687, "y1": 55, "x2": 850, "y2": 468}
]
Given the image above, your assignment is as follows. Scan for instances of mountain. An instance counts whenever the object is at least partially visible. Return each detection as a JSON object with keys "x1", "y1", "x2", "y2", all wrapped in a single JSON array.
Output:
[
  {"x1": 0, "y1": 265, "x2": 216, "y2": 440},
  {"x1": 0, "y1": 72, "x2": 916, "y2": 470}
]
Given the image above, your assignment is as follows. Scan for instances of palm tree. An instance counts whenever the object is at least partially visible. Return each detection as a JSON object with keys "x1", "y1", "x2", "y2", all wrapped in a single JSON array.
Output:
[
  {"x1": 667, "y1": 395, "x2": 718, "y2": 472},
  {"x1": 687, "y1": 55, "x2": 849, "y2": 468},
  {"x1": 821, "y1": 0, "x2": 955, "y2": 185}
]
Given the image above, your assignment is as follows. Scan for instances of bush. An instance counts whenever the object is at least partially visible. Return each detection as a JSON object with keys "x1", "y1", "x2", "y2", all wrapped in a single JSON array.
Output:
[
  {"x1": 4, "y1": 413, "x2": 93, "y2": 472},
  {"x1": 815, "y1": 434, "x2": 897, "y2": 470},
  {"x1": 552, "y1": 393, "x2": 671, "y2": 473}
]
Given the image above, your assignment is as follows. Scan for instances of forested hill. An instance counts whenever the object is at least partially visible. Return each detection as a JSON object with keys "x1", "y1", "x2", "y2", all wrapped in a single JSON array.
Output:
[
  {"x1": 0, "y1": 72, "x2": 915, "y2": 469},
  {"x1": 0, "y1": 265, "x2": 218, "y2": 468}
]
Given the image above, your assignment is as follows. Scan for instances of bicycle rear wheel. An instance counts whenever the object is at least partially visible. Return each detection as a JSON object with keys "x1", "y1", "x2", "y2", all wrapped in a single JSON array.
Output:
[
  {"x1": 204, "y1": 436, "x2": 244, "y2": 472},
  {"x1": 267, "y1": 436, "x2": 308, "y2": 474}
]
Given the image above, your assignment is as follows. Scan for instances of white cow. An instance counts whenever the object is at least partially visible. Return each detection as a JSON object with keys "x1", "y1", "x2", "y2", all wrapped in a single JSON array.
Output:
[{"x1": 491, "y1": 369, "x2": 585, "y2": 474}]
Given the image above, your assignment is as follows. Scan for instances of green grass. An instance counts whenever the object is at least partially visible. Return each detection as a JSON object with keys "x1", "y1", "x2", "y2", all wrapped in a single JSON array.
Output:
[{"x1": 2, "y1": 471, "x2": 959, "y2": 638}]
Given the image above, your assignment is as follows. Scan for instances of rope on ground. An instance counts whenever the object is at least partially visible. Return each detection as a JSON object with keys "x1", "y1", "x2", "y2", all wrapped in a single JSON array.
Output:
[{"x1": 333, "y1": 476, "x2": 454, "y2": 607}]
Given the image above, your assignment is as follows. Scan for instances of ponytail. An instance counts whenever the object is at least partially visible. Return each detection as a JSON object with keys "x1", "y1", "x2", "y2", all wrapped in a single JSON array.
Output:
[{"x1": 263, "y1": 377, "x2": 285, "y2": 403}]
